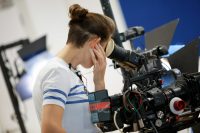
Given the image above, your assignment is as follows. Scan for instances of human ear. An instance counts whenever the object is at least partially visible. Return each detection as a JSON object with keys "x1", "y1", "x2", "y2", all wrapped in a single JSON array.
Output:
[{"x1": 89, "y1": 37, "x2": 101, "y2": 48}]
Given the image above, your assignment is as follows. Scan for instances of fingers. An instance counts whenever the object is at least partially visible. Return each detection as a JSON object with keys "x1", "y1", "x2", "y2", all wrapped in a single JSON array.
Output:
[
  {"x1": 93, "y1": 49, "x2": 103, "y2": 65},
  {"x1": 89, "y1": 48, "x2": 97, "y2": 66},
  {"x1": 93, "y1": 45, "x2": 106, "y2": 65},
  {"x1": 97, "y1": 44, "x2": 106, "y2": 57}
]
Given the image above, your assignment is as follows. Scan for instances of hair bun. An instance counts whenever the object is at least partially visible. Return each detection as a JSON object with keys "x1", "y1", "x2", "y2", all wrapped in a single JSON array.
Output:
[{"x1": 69, "y1": 4, "x2": 88, "y2": 20}]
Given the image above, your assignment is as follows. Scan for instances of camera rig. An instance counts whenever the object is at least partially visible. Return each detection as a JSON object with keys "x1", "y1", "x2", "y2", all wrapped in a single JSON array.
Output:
[
  {"x1": 96, "y1": 1, "x2": 200, "y2": 132},
  {"x1": 89, "y1": 44, "x2": 200, "y2": 133}
]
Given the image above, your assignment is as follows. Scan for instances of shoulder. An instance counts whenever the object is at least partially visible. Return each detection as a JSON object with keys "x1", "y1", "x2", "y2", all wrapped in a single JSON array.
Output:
[{"x1": 41, "y1": 57, "x2": 73, "y2": 79}]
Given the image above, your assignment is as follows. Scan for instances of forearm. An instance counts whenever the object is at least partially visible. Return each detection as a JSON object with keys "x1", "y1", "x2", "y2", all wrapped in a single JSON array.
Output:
[
  {"x1": 94, "y1": 80, "x2": 105, "y2": 91},
  {"x1": 42, "y1": 123, "x2": 66, "y2": 133}
]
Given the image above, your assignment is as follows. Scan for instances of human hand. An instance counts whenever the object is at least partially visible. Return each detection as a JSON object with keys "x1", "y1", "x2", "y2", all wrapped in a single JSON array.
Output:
[{"x1": 89, "y1": 44, "x2": 106, "y2": 91}]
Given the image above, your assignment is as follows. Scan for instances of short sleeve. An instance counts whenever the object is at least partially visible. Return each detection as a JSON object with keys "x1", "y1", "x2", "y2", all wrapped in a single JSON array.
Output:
[{"x1": 42, "y1": 67, "x2": 71, "y2": 109}]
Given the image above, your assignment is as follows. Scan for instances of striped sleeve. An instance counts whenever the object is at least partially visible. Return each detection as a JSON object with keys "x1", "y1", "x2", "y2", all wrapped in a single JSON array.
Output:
[{"x1": 42, "y1": 68, "x2": 71, "y2": 109}]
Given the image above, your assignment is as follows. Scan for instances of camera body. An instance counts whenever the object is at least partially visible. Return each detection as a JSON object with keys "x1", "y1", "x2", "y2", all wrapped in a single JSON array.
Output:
[{"x1": 89, "y1": 45, "x2": 200, "y2": 133}]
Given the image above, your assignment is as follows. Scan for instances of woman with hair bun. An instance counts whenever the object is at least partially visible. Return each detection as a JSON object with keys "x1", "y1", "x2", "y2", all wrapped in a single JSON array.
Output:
[{"x1": 32, "y1": 4, "x2": 115, "y2": 133}]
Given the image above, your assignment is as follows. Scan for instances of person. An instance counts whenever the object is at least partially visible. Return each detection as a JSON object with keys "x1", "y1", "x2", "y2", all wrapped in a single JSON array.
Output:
[{"x1": 32, "y1": 4, "x2": 115, "y2": 133}]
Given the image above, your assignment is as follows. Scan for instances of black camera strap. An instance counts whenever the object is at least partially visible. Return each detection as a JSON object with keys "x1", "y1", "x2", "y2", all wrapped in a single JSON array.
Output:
[
  {"x1": 68, "y1": 63, "x2": 88, "y2": 94},
  {"x1": 68, "y1": 63, "x2": 83, "y2": 82}
]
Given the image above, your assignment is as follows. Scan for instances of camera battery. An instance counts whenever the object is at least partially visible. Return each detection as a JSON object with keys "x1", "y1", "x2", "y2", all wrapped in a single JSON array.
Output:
[{"x1": 88, "y1": 90, "x2": 111, "y2": 123}]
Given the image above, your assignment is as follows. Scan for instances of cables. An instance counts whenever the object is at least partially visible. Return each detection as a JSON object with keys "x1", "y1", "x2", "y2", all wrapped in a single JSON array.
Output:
[
  {"x1": 123, "y1": 89, "x2": 132, "y2": 112},
  {"x1": 114, "y1": 110, "x2": 123, "y2": 133},
  {"x1": 127, "y1": 88, "x2": 143, "y2": 112},
  {"x1": 150, "y1": 121, "x2": 158, "y2": 133}
]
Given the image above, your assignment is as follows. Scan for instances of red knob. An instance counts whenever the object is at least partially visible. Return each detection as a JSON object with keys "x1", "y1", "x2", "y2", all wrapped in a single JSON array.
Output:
[
  {"x1": 174, "y1": 100, "x2": 185, "y2": 111},
  {"x1": 169, "y1": 97, "x2": 185, "y2": 115}
]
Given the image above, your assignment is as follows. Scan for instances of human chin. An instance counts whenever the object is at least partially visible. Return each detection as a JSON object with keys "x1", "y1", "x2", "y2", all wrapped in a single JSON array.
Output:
[{"x1": 82, "y1": 62, "x2": 93, "y2": 68}]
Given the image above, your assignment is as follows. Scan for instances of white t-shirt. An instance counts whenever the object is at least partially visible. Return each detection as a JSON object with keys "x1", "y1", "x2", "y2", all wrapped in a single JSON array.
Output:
[{"x1": 32, "y1": 57, "x2": 100, "y2": 133}]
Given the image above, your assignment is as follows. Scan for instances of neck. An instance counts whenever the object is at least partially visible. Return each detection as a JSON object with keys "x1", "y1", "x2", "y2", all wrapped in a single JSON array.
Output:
[{"x1": 56, "y1": 44, "x2": 81, "y2": 69}]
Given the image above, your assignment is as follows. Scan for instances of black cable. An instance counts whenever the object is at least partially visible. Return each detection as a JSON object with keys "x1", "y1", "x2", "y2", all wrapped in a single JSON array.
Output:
[
  {"x1": 69, "y1": 63, "x2": 72, "y2": 69},
  {"x1": 68, "y1": 63, "x2": 87, "y2": 92},
  {"x1": 150, "y1": 121, "x2": 158, "y2": 133}
]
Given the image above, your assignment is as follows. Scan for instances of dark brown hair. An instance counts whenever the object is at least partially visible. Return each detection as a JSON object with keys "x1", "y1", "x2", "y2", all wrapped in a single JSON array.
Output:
[{"x1": 66, "y1": 4, "x2": 115, "y2": 48}]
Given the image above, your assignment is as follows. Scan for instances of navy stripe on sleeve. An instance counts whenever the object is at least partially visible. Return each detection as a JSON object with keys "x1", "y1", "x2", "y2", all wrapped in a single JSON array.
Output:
[
  {"x1": 68, "y1": 91, "x2": 87, "y2": 96},
  {"x1": 66, "y1": 99, "x2": 89, "y2": 104},
  {"x1": 44, "y1": 96, "x2": 66, "y2": 105},
  {"x1": 69, "y1": 84, "x2": 85, "y2": 92},
  {"x1": 43, "y1": 89, "x2": 67, "y2": 98}
]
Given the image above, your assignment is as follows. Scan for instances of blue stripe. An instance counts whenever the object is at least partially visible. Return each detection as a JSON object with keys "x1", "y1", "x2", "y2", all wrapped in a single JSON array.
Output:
[
  {"x1": 68, "y1": 91, "x2": 87, "y2": 96},
  {"x1": 44, "y1": 96, "x2": 66, "y2": 105},
  {"x1": 69, "y1": 84, "x2": 84, "y2": 92},
  {"x1": 43, "y1": 89, "x2": 67, "y2": 98},
  {"x1": 66, "y1": 99, "x2": 89, "y2": 104}
]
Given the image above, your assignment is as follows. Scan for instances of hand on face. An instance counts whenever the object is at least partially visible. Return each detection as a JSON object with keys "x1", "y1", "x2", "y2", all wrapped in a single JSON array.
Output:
[{"x1": 89, "y1": 43, "x2": 106, "y2": 91}]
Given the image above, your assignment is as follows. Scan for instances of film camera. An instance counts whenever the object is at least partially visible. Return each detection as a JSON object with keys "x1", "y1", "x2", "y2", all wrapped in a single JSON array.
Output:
[{"x1": 88, "y1": 39, "x2": 200, "y2": 133}]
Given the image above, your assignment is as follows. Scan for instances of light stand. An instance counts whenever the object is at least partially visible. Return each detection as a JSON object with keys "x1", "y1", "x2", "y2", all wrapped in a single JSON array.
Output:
[{"x1": 0, "y1": 39, "x2": 29, "y2": 133}]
